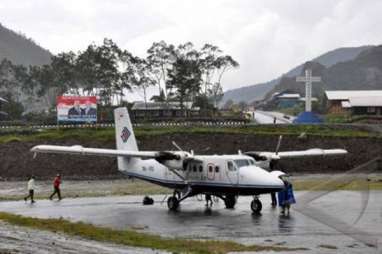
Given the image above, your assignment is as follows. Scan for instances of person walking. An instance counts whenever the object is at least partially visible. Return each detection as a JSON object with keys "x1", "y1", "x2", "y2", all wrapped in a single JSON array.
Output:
[
  {"x1": 24, "y1": 176, "x2": 36, "y2": 204},
  {"x1": 270, "y1": 192, "x2": 277, "y2": 207},
  {"x1": 205, "y1": 194, "x2": 213, "y2": 207},
  {"x1": 277, "y1": 176, "x2": 296, "y2": 215},
  {"x1": 49, "y1": 174, "x2": 62, "y2": 201}
]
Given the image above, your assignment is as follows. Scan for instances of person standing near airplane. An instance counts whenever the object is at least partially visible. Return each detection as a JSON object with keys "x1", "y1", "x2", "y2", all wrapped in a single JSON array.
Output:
[
  {"x1": 277, "y1": 176, "x2": 296, "y2": 215},
  {"x1": 49, "y1": 174, "x2": 62, "y2": 201},
  {"x1": 24, "y1": 176, "x2": 35, "y2": 204}
]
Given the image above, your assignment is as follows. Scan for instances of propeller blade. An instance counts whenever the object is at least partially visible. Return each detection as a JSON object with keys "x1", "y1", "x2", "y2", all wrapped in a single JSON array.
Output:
[
  {"x1": 275, "y1": 135, "x2": 283, "y2": 155},
  {"x1": 172, "y1": 141, "x2": 183, "y2": 151}
]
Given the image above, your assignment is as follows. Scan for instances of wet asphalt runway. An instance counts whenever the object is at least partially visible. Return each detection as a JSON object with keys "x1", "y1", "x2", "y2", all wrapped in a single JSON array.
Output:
[{"x1": 0, "y1": 191, "x2": 381, "y2": 253}]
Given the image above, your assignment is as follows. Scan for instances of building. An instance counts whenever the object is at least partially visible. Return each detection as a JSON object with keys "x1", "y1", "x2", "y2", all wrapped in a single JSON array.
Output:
[
  {"x1": 131, "y1": 101, "x2": 200, "y2": 120},
  {"x1": 276, "y1": 93, "x2": 301, "y2": 108},
  {"x1": 272, "y1": 92, "x2": 318, "y2": 108},
  {"x1": 325, "y1": 90, "x2": 382, "y2": 115},
  {"x1": 0, "y1": 96, "x2": 8, "y2": 120}
]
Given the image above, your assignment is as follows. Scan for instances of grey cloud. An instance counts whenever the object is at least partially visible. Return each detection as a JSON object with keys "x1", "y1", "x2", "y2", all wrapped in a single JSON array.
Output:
[{"x1": 0, "y1": 0, "x2": 381, "y2": 91}]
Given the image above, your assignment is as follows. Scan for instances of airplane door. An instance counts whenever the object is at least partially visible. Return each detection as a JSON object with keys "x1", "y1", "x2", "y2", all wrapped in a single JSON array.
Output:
[
  {"x1": 226, "y1": 160, "x2": 239, "y2": 185},
  {"x1": 207, "y1": 163, "x2": 215, "y2": 180}
]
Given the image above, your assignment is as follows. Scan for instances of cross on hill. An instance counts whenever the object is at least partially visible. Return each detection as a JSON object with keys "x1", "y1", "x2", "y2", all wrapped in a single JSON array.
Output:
[{"x1": 296, "y1": 69, "x2": 321, "y2": 112}]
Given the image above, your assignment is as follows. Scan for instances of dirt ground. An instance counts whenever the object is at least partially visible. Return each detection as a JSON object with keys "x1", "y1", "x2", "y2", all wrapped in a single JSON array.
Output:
[
  {"x1": 0, "y1": 133, "x2": 382, "y2": 179},
  {"x1": 0, "y1": 179, "x2": 169, "y2": 201}
]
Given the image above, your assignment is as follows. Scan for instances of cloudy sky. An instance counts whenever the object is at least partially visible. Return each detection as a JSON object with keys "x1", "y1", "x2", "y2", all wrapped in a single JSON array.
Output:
[{"x1": 1, "y1": 0, "x2": 382, "y2": 93}]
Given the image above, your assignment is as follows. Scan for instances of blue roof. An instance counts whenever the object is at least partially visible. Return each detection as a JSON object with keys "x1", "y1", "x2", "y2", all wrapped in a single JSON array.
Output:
[{"x1": 293, "y1": 111, "x2": 322, "y2": 124}]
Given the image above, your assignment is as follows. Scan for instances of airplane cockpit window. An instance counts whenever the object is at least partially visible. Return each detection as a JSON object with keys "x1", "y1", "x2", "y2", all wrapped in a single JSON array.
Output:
[
  {"x1": 248, "y1": 159, "x2": 255, "y2": 165},
  {"x1": 227, "y1": 161, "x2": 235, "y2": 171},
  {"x1": 234, "y1": 159, "x2": 250, "y2": 168}
]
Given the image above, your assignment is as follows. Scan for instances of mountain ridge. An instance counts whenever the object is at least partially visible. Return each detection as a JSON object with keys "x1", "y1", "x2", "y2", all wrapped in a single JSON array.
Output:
[
  {"x1": 221, "y1": 45, "x2": 373, "y2": 105},
  {"x1": 0, "y1": 23, "x2": 52, "y2": 66}
]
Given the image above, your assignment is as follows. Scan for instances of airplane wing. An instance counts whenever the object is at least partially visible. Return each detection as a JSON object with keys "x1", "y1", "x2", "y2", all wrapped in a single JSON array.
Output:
[
  {"x1": 245, "y1": 148, "x2": 347, "y2": 160},
  {"x1": 30, "y1": 145, "x2": 179, "y2": 160}
]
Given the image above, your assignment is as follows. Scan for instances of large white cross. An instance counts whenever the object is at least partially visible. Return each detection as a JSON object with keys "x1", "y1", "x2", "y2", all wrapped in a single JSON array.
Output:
[{"x1": 296, "y1": 69, "x2": 321, "y2": 112}]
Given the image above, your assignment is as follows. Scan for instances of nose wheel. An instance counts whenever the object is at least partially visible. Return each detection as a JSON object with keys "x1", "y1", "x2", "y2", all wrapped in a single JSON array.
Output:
[
  {"x1": 251, "y1": 198, "x2": 262, "y2": 214},
  {"x1": 167, "y1": 196, "x2": 179, "y2": 211}
]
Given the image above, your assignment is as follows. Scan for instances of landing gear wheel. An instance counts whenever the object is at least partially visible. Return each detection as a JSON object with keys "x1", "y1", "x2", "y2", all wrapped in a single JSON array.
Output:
[
  {"x1": 167, "y1": 196, "x2": 179, "y2": 211},
  {"x1": 251, "y1": 199, "x2": 262, "y2": 214},
  {"x1": 224, "y1": 195, "x2": 237, "y2": 209}
]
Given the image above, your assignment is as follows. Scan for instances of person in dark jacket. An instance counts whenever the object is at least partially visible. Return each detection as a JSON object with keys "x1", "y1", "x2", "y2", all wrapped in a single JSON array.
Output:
[
  {"x1": 49, "y1": 174, "x2": 62, "y2": 201},
  {"x1": 277, "y1": 177, "x2": 296, "y2": 215}
]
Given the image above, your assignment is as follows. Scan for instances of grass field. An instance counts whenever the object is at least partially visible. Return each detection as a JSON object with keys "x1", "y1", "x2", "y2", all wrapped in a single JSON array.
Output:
[
  {"x1": 0, "y1": 212, "x2": 305, "y2": 253},
  {"x1": 0, "y1": 124, "x2": 379, "y2": 145}
]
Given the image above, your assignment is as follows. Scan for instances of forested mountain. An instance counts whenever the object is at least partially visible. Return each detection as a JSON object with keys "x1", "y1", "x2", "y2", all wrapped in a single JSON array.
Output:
[
  {"x1": 0, "y1": 23, "x2": 52, "y2": 66},
  {"x1": 266, "y1": 45, "x2": 382, "y2": 100},
  {"x1": 221, "y1": 45, "x2": 373, "y2": 105}
]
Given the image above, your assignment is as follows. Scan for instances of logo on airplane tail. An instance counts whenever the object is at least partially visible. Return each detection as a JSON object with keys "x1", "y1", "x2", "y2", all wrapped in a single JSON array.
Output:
[{"x1": 121, "y1": 127, "x2": 130, "y2": 143}]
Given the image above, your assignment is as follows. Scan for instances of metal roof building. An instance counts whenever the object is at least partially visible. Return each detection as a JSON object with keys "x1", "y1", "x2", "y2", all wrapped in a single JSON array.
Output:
[
  {"x1": 325, "y1": 90, "x2": 382, "y2": 115},
  {"x1": 325, "y1": 90, "x2": 382, "y2": 100}
]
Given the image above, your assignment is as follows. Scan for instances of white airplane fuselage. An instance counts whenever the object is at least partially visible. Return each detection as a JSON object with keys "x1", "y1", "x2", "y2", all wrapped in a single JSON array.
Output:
[{"x1": 118, "y1": 154, "x2": 284, "y2": 196}]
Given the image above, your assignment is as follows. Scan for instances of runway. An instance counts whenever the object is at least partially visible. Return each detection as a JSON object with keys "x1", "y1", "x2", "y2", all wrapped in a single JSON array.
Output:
[
  {"x1": 0, "y1": 191, "x2": 381, "y2": 253},
  {"x1": 253, "y1": 110, "x2": 294, "y2": 124}
]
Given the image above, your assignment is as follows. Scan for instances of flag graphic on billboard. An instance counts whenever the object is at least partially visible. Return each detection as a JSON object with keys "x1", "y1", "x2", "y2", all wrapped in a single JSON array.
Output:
[{"x1": 57, "y1": 96, "x2": 97, "y2": 123}]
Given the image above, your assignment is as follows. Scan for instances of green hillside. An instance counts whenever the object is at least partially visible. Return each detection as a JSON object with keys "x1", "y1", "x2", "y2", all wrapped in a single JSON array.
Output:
[{"x1": 0, "y1": 23, "x2": 52, "y2": 66}]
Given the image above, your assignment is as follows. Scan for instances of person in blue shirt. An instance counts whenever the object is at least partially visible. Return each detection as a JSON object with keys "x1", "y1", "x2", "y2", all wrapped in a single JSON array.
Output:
[{"x1": 277, "y1": 176, "x2": 296, "y2": 215}]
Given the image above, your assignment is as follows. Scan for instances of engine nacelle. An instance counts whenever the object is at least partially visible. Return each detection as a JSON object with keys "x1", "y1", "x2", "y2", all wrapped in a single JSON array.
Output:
[{"x1": 159, "y1": 151, "x2": 191, "y2": 170}]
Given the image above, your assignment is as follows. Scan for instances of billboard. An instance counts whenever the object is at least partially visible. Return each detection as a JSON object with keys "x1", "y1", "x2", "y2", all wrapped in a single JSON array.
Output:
[{"x1": 57, "y1": 96, "x2": 97, "y2": 123}]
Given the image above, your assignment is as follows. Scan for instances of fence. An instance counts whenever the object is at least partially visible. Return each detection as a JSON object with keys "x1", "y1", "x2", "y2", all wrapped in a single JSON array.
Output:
[{"x1": 0, "y1": 120, "x2": 248, "y2": 130}]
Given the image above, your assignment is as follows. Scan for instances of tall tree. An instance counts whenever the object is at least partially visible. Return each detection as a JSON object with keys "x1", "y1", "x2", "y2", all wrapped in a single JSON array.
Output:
[
  {"x1": 166, "y1": 56, "x2": 202, "y2": 114},
  {"x1": 200, "y1": 44, "x2": 222, "y2": 95},
  {"x1": 147, "y1": 41, "x2": 175, "y2": 98},
  {"x1": 130, "y1": 57, "x2": 155, "y2": 108}
]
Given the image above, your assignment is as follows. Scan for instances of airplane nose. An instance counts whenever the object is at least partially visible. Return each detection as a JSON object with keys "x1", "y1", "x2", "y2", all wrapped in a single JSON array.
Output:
[{"x1": 272, "y1": 175, "x2": 284, "y2": 188}]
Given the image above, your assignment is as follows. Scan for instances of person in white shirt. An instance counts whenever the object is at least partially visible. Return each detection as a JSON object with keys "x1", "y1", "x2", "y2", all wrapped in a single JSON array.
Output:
[{"x1": 24, "y1": 176, "x2": 35, "y2": 203}]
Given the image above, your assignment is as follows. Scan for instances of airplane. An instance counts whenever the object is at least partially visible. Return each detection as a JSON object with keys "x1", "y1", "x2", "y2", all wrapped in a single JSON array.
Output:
[{"x1": 31, "y1": 107, "x2": 347, "y2": 213}]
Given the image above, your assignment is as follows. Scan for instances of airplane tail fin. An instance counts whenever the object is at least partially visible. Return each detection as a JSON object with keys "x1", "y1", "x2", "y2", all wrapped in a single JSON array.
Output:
[{"x1": 114, "y1": 107, "x2": 138, "y2": 151}]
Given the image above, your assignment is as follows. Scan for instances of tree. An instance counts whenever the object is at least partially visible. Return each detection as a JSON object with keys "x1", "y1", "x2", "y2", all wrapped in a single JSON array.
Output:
[
  {"x1": 0, "y1": 92, "x2": 24, "y2": 120},
  {"x1": 130, "y1": 57, "x2": 155, "y2": 108},
  {"x1": 210, "y1": 82, "x2": 224, "y2": 108},
  {"x1": 50, "y1": 52, "x2": 78, "y2": 94},
  {"x1": 166, "y1": 56, "x2": 202, "y2": 114},
  {"x1": 76, "y1": 38, "x2": 124, "y2": 105},
  {"x1": 223, "y1": 99, "x2": 234, "y2": 110},
  {"x1": 200, "y1": 44, "x2": 222, "y2": 95},
  {"x1": 147, "y1": 41, "x2": 175, "y2": 99}
]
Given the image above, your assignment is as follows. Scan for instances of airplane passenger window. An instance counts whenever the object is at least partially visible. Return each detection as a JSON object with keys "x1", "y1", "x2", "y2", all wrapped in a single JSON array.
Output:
[
  {"x1": 193, "y1": 165, "x2": 197, "y2": 172},
  {"x1": 227, "y1": 161, "x2": 234, "y2": 171},
  {"x1": 199, "y1": 165, "x2": 203, "y2": 172},
  {"x1": 208, "y1": 166, "x2": 213, "y2": 172},
  {"x1": 215, "y1": 166, "x2": 220, "y2": 173}
]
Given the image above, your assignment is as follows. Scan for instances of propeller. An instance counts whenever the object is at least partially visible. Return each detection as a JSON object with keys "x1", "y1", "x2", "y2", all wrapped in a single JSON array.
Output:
[
  {"x1": 270, "y1": 135, "x2": 283, "y2": 170},
  {"x1": 275, "y1": 135, "x2": 283, "y2": 155},
  {"x1": 172, "y1": 141, "x2": 183, "y2": 151}
]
